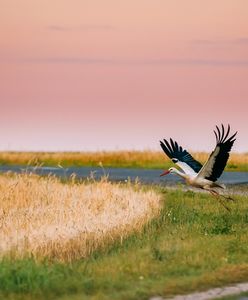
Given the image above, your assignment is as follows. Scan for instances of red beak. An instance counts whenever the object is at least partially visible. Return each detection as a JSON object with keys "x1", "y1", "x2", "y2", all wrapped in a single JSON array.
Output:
[{"x1": 160, "y1": 170, "x2": 170, "y2": 177}]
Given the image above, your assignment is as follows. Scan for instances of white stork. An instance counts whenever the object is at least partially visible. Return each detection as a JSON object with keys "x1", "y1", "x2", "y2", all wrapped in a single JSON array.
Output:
[{"x1": 160, "y1": 124, "x2": 237, "y2": 210}]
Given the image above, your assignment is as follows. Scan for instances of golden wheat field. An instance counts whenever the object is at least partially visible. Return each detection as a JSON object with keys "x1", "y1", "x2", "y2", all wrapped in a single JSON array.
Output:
[{"x1": 0, "y1": 173, "x2": 161, "y2": 262}]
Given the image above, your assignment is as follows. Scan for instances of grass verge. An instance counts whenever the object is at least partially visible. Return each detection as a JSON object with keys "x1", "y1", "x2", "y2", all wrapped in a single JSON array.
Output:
[
  {"x1": 220, "y1": 291, "x2": 248, "y2": 299},
  {"x1": 1, "y1": 182, "x2": 248, "y2": 300}
]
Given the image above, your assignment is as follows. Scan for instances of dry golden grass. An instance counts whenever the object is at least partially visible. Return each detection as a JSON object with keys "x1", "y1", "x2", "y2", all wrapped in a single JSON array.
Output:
[
  {"x1": 0, "y1": 150, "x2": 164, "y2": 167},
  {"x1": 191, "y1": 151, "x2": 248, "y2": 165},
  {"x1": 0, "y1": 150, "x2": 247, "y2": 170},
  {"x1": 0, "y1": 173, "x2": 161, "y2": 262}
]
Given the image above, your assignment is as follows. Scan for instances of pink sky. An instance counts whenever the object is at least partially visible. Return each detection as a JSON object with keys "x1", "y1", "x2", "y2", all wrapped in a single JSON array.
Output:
[{"x1": 1, "y1": 0, "x2": 248, "y2": 152}]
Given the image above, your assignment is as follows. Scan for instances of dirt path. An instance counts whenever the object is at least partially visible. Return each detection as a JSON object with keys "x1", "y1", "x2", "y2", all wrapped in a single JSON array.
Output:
[{"x1": 150, "y1": 282, "x2": 248, "y2": 300}]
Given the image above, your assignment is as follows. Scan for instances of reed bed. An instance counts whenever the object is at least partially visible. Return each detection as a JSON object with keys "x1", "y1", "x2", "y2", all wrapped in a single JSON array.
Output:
[
  {"x1": 0, "y1": 173, "x2": 161, "y2": 262},
  {"x1": 0, "y1": 151, "x2": 247, "y2": 170}
]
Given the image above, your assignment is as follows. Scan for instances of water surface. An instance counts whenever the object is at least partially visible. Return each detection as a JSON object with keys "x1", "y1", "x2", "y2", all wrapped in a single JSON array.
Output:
[{"x1": 1, "y1": 165, "x2": 248, "y2": 186}]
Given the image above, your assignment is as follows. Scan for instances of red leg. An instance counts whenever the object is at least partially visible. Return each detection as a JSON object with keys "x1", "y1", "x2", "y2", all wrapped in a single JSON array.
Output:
[{"x1": 209, "y1": 190, "x2": 231, "y2": 212}]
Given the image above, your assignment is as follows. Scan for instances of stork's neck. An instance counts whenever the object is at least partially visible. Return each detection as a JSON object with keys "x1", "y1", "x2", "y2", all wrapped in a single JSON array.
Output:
[{"x1": 173, "y1": 168, "x2": 188, "y2": 179}]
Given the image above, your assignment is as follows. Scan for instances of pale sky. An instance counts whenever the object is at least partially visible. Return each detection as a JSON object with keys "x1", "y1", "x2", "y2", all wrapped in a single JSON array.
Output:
[{"x1": 1, "y1": 0, "x2": 248, "y2": 152}]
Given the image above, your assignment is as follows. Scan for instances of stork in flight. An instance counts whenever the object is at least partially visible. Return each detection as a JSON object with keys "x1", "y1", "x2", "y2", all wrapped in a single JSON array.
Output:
[{"x1": 160, "y1": 124, "x2": 237, "y2": 210}]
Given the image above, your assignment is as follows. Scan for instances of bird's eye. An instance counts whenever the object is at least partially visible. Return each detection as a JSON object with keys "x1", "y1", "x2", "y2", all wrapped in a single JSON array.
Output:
[{"x1": 172, "y1": 158, "x2": 178, "y2": 163}]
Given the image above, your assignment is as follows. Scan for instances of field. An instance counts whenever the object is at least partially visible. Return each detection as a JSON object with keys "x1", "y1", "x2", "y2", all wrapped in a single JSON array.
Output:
[
  {"x1": 0, "y1": 173, "x2": 161, "y2": 261},
  {"x1": 0, "y1": 150, "x2": 248, "y2": 171},
  {"x1": 1, "y1": 173, "x2": 248, "y2": 300}
]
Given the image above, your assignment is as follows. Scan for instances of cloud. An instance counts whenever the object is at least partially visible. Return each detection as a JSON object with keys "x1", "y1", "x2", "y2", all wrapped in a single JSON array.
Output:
[
  {"x1": 24, "y1": 57, "x2": 116, "y2": 64},
  {"x1": 47, "y1": 24, "x2": 115, "y2": 32},
  {"x1": 234, "y1": 38, "x2": 248, "y2": 44},
  {"x1": 192, "y1": 37, "x2": 248, "y2": 46},
  {"x1": 15, "y1": 57, "x2": 248, "y2": 67},
  {"x1": 139, "y1": 58, "x2": 248, "y2": 67},
  {"x1": 192, "y1": 39, "x2": 220, "y2": 45},
  {"x1": 47, "y1": 25, "x2": 69, "y2": 32}
]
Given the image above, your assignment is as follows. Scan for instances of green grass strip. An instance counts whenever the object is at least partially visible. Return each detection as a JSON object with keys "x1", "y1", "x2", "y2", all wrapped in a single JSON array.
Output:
[{"x1": 1, "y1": 188, "x2": 248, "y2": 300}]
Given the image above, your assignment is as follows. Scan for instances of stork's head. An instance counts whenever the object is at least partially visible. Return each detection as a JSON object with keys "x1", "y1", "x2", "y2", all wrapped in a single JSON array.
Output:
[{"x1": 160, "y1": 167, "x2": 177, "y2": 176}]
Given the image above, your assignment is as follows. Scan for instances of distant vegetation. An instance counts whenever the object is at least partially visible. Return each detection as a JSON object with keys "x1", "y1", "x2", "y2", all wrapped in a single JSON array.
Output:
[
  {"x1": 1, "y1": 177, "x2": 248, "y2": 300},
  {"x1": 0, "y1": 150, "x2": 248, "y2": 171}
]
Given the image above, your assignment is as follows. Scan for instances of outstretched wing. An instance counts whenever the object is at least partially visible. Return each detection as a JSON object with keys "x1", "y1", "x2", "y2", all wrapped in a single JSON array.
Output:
[
  {"x1": 197, "y1": 124, "x2": 237, "y2": 182},
  {"x1": 160, "y1": 138, "x2": 203, "y2": 175}
]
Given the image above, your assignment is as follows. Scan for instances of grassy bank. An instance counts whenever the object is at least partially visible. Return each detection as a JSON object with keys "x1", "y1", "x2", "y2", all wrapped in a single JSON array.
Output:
[
  {"x1": 1, "y1": 178, "x2": 248, "y2": 300},
  {"x1": 0, "y1": 150, "x2": 248, "y2": 171}
]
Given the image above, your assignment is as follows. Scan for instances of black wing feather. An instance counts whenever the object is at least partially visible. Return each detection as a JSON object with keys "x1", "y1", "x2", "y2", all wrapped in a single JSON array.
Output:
[
  {"x1": 160, "y1": 139, "x2": 203, "y2": 173},
  {"x1": 200, "y1": 124, "x2": 237, "y2": 182}
]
